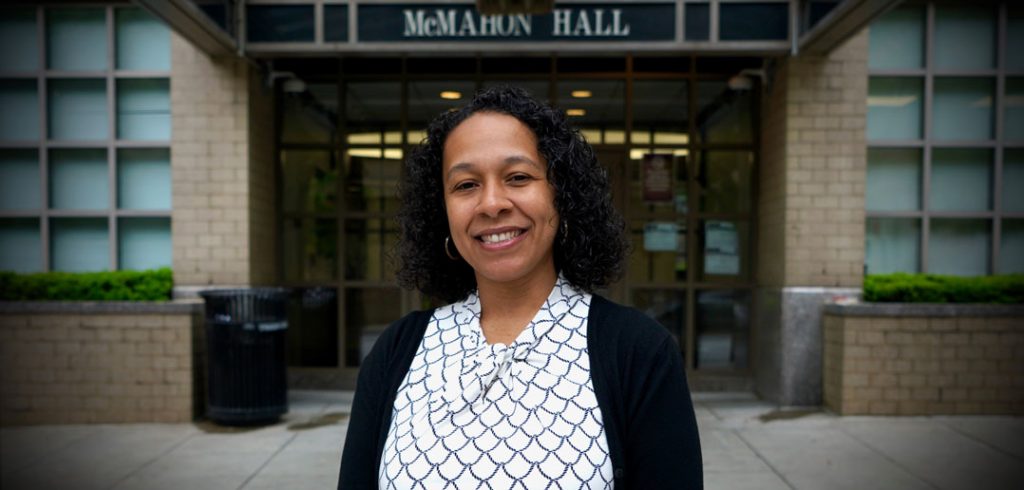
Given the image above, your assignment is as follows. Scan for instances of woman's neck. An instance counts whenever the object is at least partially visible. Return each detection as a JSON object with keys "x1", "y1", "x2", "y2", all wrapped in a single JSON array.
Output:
[{"x1": 475, "y1": 268, "x2": 557, "y2": 345}]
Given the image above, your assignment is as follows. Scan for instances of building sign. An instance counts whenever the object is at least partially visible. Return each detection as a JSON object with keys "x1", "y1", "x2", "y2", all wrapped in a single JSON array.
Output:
[
  {"x1": 357, "y1": 3, "x2": 676, "y2": 42},
  {"x1": 642, "y1": 153, "x2": 674, "y2": 202}
]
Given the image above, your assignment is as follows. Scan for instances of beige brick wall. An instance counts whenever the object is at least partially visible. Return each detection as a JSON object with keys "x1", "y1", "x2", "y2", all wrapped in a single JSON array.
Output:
[
  {"x1": 0, "y1": 308, "x2": 203, "y2": 425},
  {"x1": 171, "y1": 33, "x2": 277, "y2": 287},
  {"x1": 824, "y1": 312, "x2": 1024, "y2": 415},
  {"x1": 758, "y1": 31, "x2": 868, "y2": 288}
]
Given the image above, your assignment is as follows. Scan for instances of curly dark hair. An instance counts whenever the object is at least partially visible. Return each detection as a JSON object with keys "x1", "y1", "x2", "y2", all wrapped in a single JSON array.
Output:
[{"x1": 396, "y1": 85, "x2": 629, "y2": 303}]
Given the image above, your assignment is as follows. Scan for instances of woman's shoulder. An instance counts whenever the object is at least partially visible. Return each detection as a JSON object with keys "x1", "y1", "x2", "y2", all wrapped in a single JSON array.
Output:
[{"x1": 588, "y1": 294, "x2": 676, "y2": 354}]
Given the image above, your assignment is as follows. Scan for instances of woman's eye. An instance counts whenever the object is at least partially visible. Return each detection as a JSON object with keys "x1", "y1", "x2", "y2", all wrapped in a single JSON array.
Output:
[
  {"x1": 453, "y1": 181, "x2": 476, "y2": 191},
  {"x1": 508, "y1": 174, "x2": 531, "y2": 184}
]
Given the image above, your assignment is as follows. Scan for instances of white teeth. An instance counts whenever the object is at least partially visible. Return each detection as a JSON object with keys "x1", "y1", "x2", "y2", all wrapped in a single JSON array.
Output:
[{"x1": 481, "y1": 230, "x2": 521, "y2": 243}]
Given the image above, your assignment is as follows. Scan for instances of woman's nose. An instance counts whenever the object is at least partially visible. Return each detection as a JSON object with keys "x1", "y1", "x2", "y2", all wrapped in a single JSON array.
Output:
[{"x1": 477, "y1": 183, "x2": 511, "y2": 217}]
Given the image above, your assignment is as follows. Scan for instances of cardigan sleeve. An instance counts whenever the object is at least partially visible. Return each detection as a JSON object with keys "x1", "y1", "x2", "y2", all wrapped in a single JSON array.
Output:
[
  {"x1": 337, "y1": 321, "x2": 394, "y2": 489},
  {"x1": 622, "y1": 336, "x2": 704, "y2": 489}
]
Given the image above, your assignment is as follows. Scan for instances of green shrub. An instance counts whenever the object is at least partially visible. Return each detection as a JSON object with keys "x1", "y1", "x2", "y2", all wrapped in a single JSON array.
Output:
[
  {"x1": 0, "y1": 268, "x2": 173, "y2": 301},
  {"x1": 864, "y1": 273, "x2": 1024, "y2": 304}
]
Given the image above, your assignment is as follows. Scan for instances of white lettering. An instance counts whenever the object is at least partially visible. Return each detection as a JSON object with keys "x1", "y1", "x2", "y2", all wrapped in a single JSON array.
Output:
[
  {"x1": 496, "y1": 15, "x2": 514, "y2": 36},
  {"x1": 424, "y1": 16, "x2": 437, "y2": 36},
  {"x1": 402, "y1": 10, "x2": 423, "y2": 37},
  {"x1": 458, "y1": 10, "x2": 477, "y2": 36},
  {"x1": 553, "y1": 9, "x2": 571, "y2": 36},
  {"x1": 612, "y1": 9, "x2": 630, "y2": 36},
  {"x1": 479, "y1": 15, "x2": 496, "y2": 35},
  {"x1": 514, "y1": 14, "x2": 531, "y2": 36},
  {"x1": 593, "y1": 9, "x2": 610, "y2": 35},
  {"x1": 572, "y1": 10, "x2": 593, "y2": 36},
  {"x1": 435, "y1": 9, "x2": 456, "y2": 36}
]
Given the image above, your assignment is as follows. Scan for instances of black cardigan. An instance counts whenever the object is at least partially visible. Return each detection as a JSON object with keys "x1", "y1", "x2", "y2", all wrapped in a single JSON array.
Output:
[{"x1": 337, "y1": 294, "x2": 703, "y2": 489}]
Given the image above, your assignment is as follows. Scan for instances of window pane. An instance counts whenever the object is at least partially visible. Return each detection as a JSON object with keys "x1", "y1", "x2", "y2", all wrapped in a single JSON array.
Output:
[
  {"x1": 116, "y1": 8, "x2": 170, "y2": 71},
  {"x1": 719, "y1": 3, "x2": 787, "y2": 41},
  {"x1": 408, "y1": 80, "x2": 476, "y2": 132},
  {"x1": 345, "y1": 287, "x2": 403, "y2": 367},
  {"x1": 685, "y1": 3, "x2": 709, "y2": 41},
  {"x1": 865, "y1": 218, "x2": 920, "y2": 274},
  {"x1": 283, "y1": 218, "x2": 337, "y2": 282},
  {"x1": 1009, "y1": 7, "x2": 1024, "y2": 71},
  {"x1": 0, "y1": 219, "x2": 41, "y2": 273},
  {"x1": 281, "y1": 150, "x2": 336, "y2": 213},
  {"x1": 48, "y1": 79, "x2": 108, "y2": 141},
  {"x1": 281, "y1": 84, "x2": 336, "y2": 144},
  {"x1": 698, "y1": 151, "x2": 753, "y2": 213},
  {"x1": 117, "y1": 79, "x2": 170, "y2": 141},
  {"x1": 1005, "y1": 78, "x2": 1024, "y2": 141},
  {"x1": 1000, "y1": 219, "x2": 1024, "y2": 274},
  {"x1": 345, "y1": 81, "x2": 399, "y2": 142},
  {"x1": 47, "y1": 8, "x2": 106, "y2": 71},
  {"x1": 51, "y1": 217, "x2": 109, "y2": 272},
  {"x1": 868, "y1": 6, "x2": 924, "y2": 70},
  {"x1": 695, "y1": 289, "x2": 750, "y2": 369},
  {"x1": 1004, "y1": 150, "x2": 1024, "y2": 213},
  {"x1": 0, "y1": 80, "x2": 39, "y2": 141},
  {"x1": 628, "y1": 220, "x2": 687, "y2": 283},
  {"x1": 867, "y1": 77, "x2": 922, "y2": 141},
  {"x1": 344, "y1": 153, "x2": 401, "y2": 214},
  {"x1": 933, "y1": 78, "x2": 993, "y2": 141},
  {"x1": 344, "y1": 219, "x2": 398, "y2": 281},
  {"x1": 697, "y1": 80, "x2": 752, "y2": 144},
  {"x1": 557, "y1": 79, "x2": 626, "y2": 136},
  {"x1": 118, "y1": 149, "x2": 170, "y2": 210},
  {"x1": 633, "y1": 289, "x2": 686, "y2": 349},
  {"x1": 246, "y1": 5, "x2": 314, "y2": 42},
  {"x1": 866, "y1": 148, "x2": 920, "y2": 211},
  {"x1": 287, "y1": 287, "x2": 339, "y2": 367},
  {"x1": 49, "y1": 149, "x2": 108, "y2": 210},
  {"x1": 934, "y1": 5, "x2": 995, "y2": 71},
  {"x1": 627, "y1": 151, "x2": 688, "y2": 217},
  {"x1": 700, "y1": 220, "x2": 750, "y2": 281},
  {"x1": 930, "y1": 149, "x2": 991, "y2": 212},
  {"x1": 928, "y1": 219, "x2": 990, "y2": 276},
  {"x1": 633, "y1": 80, "x2": 688, "y2": 138},
  {"x1": 118, "y1": 217, "x2": 170, "y2": 270},
  {"x1": 0, "y1": 150, "x2": 40, "y2": 210},
  {"x1": 0, "y1": 8, "x2": 39, "y2": 72},
  {"x1": 324, "y1": 5, "x2": 348, "y2": 42}
]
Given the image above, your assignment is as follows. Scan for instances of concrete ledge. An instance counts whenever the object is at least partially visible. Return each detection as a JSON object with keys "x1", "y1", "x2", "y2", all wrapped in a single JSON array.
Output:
[
  {"x1": 0, "y1": 300, "x2": 203, "y2": 315},
  {"x1": 825, "y1": 302, "x2": 1024, "y2": 317}
]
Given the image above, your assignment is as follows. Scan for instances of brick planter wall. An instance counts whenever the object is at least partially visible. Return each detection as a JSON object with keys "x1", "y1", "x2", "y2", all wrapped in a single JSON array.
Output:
[
  {"x1": 0, "y1": 302, "x2": 204, "y2": 425},
  {"x1": 823, "y1": 303, "x2": 1024, "y2": 415}
]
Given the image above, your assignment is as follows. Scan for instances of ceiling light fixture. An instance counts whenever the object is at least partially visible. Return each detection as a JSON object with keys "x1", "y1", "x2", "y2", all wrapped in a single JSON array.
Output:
[
  {"x1": 566, "y1": 109, "x2": 586, "y2": 116},
  {"x1": 571, "y1": 90, "x2": 592, "y2": 98},
  {"x1": 440, "y1": 91, "x2": 462, "y2": 100}
]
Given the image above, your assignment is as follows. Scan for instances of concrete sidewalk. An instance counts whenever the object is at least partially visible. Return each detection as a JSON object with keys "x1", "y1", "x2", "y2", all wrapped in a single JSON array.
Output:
[{"x1": 2, "y1": 391, "x2": 1022, "y2": 490}]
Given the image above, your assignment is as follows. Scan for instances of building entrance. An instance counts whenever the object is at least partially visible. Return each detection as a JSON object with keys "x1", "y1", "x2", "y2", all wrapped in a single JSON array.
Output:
[{"x1": 275, "y1": 55, "x2": 759, "y2": 389}]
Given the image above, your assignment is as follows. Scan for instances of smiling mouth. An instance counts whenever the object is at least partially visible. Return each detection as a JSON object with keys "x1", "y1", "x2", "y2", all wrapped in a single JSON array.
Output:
[{"x1": 478, "y1": 229, "x2": 523, "y2": 244}]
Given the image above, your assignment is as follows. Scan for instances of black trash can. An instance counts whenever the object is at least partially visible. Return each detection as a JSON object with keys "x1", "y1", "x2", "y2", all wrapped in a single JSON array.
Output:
[{"x1": 198, "y1": 288, "x2": 289, "y2": 425}]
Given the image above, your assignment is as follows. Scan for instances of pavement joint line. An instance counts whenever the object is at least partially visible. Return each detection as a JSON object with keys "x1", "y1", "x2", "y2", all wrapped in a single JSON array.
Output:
[
  {"x1": 836, "y1": 423, "x2": 941, "y2": 490},
  {"x1": 939, "y1": 419, "x2": 1024, "y2": 463},
  {"x1": 2, "y1": 425, "x2": 102, "y2": 478},
  {"x1": 106, "y1": 427, "x2": 200, "y2": 490},
  {"x1": 731, "y1": 428, "x2": 797, "y2": 490},
  {"x1": 236, "y1": 430, "x2": 299, "y2": 490}
]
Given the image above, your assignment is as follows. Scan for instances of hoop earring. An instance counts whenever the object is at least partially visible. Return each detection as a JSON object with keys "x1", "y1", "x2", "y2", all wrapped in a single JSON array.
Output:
[
  {"x1": 444, "y1": 236, "x2": 460, "y2": 261},
  {"x1": 561, "y1": 220, "x2": 569, "y2": 240}
]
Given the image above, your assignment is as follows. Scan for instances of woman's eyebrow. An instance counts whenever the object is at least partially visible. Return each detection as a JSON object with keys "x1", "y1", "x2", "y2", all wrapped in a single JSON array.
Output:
[{"x1": 445, "y1": 155, "x2": 541, "y2": 180}]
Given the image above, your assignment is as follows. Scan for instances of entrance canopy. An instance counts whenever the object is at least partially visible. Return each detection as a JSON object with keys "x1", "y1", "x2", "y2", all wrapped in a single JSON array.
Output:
[{"x1": 138, "y1": 0, "x2": 900, "y2": 58}]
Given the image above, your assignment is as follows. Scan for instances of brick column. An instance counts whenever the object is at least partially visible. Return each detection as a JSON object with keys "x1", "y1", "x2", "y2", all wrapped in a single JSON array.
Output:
[
  {"x1": 755, "y1": 30, "x2": 869, "y2": 406},
  {"x1": 170, "y1": 34, "x2": 276, "y2": 290}
]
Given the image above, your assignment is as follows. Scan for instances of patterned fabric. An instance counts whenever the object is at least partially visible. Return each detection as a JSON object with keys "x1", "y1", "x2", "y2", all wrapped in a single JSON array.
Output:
[{"x1": 379, "y1": 277, "x2": 613, "y2": 489}]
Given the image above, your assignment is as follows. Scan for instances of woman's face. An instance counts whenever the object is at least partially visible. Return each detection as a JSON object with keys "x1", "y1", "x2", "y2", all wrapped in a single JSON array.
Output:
[{"x1": 442, "y1": 112, "x2": 559, "y2": 289}]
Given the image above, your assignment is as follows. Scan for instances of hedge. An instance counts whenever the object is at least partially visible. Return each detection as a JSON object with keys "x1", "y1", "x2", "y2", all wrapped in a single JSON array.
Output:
[
  {"x1": 0, "y1": 268, "x2": 173, "y2": 301},
  {"x1": 864, "y1": 273, "x2": 1024, "y2": 304}
]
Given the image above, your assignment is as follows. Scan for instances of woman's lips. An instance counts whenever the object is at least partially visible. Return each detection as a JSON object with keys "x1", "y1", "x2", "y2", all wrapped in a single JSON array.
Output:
[{"x1": 474, "y1": 227, "x2": 527, "y2": 250}]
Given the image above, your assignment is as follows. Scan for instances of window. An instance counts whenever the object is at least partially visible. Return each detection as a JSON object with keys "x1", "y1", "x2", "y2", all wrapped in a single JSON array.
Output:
[
  {"x1": 865, "y1": 2, "x2": 1022, "y2": 276},
  {"x1": 0, "y1": 6, "x2": 172, "y2": 272}
]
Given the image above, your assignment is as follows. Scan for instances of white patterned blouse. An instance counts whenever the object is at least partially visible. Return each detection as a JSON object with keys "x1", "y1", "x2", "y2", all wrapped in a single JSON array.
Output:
[{"x1": 379, "y1": 277, "x2": 614, "y2": 489}]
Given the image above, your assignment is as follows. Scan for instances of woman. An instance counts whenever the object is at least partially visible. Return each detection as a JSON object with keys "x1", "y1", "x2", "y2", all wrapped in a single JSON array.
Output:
[{"x1": 338, "y1": 86, "x2": 702, "y2": 489}]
